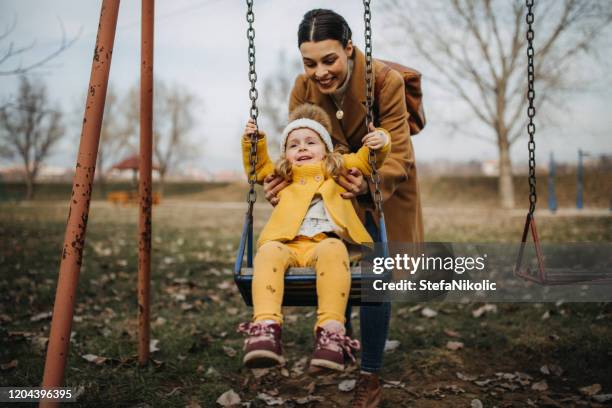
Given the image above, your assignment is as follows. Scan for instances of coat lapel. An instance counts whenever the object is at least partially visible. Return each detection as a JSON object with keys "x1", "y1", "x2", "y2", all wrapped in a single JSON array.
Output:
[{"x1": 343, "y1": 49, "x2": 369, "y2": 151}]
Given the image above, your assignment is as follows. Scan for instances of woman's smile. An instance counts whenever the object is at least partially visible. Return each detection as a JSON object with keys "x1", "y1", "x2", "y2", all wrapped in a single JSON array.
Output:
[{"x1": 317, "y1": 76, "x2": 336, "y2": 89}]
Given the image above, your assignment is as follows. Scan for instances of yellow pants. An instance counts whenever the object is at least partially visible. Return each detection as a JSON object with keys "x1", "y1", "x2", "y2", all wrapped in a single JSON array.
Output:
[{"x1": 252, "y1": 233, "x2": 351, "y2": 329}]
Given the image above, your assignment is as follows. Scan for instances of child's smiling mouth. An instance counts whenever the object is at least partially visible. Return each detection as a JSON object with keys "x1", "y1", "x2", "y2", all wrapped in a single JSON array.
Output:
[{"x1": 297, "y1": 154, "x2": 313, "y2": 162}]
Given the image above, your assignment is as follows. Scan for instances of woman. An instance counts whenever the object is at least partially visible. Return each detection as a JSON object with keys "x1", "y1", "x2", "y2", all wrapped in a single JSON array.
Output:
[{"x1": 264, "y1": 9, "x2": 424, "y2": 408}]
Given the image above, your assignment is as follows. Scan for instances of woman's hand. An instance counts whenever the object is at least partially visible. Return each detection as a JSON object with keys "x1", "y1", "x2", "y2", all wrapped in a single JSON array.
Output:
[
  {"x1": 243, "y1": 118, "x2": 258, "y2": 140},
  {"x1": 263, "y1": 174, "x2": 290, "y2": 206},
  {"x1": 361, "y1": 123, "x2": 388, "y2": 151},
  {"x1": 336, "y1": 167, "x2": 369, "y2": 199}
]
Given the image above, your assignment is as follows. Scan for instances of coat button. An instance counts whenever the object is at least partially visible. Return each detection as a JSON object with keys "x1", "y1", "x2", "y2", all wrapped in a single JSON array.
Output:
[
  {"x1": 314, "y1": 175, "x2": 322, "y2": 182},
  {"x1": 299, "y1": 177, "x2": 306, "y2": 184}
]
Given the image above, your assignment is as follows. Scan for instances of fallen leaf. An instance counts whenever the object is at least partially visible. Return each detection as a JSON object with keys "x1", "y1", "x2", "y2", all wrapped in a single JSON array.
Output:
[
  {"x1": 251, "y1": 368, "x2": 271, "y2": 378},
  {"x1": 305, "y1": 381, "x2": 316, "y2": 394},
  {"x1": 421, "y1": 307, "x2": 438, "y2": 318},
  {"x1": 30, "y1": 335, "x2": 49, "y2": 352},
  {"x1": 470, "y1": 399, "x2": 483, "y2": 408},
  {"x1": 294, "y1": 395, "x2": 324, "y2": 404},
  {"x1": 496, "y1": 372, "x2": 516, "y2": 380},
  {"x1": 217, "y1": 280, "x2": 233, "y2": 290},
  {"x1": 538, "y1": 395, "x2": 563, "y2": 408},
  {"x1": 291, "y1": 356, "x2": 308, "y2": 376},
  {"x1": 444, "y1": 328, "x2": 461, "y2": 338},
  {"x1": 149, "y1": 339, "x2": 160, "y2": 353},
  {"x1": 216, "y1": 389, "x2": 241, "y2": 407},
  {"x1": 0, "y1": 360, "x2": 18, "y2": 370},
  {"x1": 383, "y1": 380, "x2": 405, "y2": 389},
  {"x1": 593, "y1": 394, "x2": 612, "y2": 403},
  {"x1": 442, "y1": 384, "x2": 465, "y2": 394},
  {"x1": 548, "y1": 364, "x2": 563, "y2": 377},
  {"x1": 82, "y1": 354, "x2": 107, "y2": 365},
  {"x1": 472, "y1": 304, "x2": 497, "y2": 318},
  {"x1": 384, "y1": 340, "x2": 400, "y2": 353},
  {"x1": 30, "y1": 311, "x2": 52, "y2": 322},
  {"x1": 408, "y1": 304, "x2": 423, "y2": 313},
  {"x1": 185, "y1": 399, "x2": 201, "y2": 408},
  {"x1": 339, "y1": 379, "x2": 356, "y2": 392},
  {"x1": 456, "y1": 372, "x2": 478, "y2": 382},
  {"x1": 285, "y1": 315, "x2": 298, "y2": 323},
  {"x1": 206, "y1": 367, "x2": 220, "y2": 377},
  {"x1": 579, "y1": 383, "x2": 601, "y2": 396},
  {"x1": 181, "y1": 303, "x2": 194, "y2": 311},
  {"x1": 446, "y1": 341, "x2": 464, "y2": 351},
  {"x1": 499, "y1": 382, "x2": 519, "y2": 391},
  {"x1": 540, "y1": 364, "x2": 563, "y2": 377},
  {"x1": 257, "y1": 392, "x2": 284, "y2": 405},
  {"x1": 223, "y1": 346, "x2": 236, "y2": 357},
  {"x1": 532, "y1": 380, "x2": 548, "y2": 391}
]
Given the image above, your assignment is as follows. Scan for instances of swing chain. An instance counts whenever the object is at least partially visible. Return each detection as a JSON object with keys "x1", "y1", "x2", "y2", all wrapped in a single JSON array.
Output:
[
  {"x1": 526, "y1": 0, "x2": 537, "y2": 215},
  {"x1": 363, "y1": 0, "x2": 384, "y2": 214},
  {"x1": 246, "y1": 0, "x2": 259, "y2": 206}
]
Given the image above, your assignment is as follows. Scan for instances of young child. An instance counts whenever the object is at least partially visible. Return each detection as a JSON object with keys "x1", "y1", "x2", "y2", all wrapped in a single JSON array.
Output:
[{"x1": 238, "y1": 103, "x2": 390, "y2": 372}]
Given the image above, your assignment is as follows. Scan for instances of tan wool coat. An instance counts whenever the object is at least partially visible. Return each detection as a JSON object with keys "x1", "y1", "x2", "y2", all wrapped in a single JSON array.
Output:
[{"x1": 289, "y1": 47, "x2": 424, "y2": 243}]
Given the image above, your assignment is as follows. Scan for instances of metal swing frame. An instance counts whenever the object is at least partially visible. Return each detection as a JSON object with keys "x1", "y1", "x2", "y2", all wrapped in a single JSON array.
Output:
[
  {"x1": 513, "y1": 0, "x2": 612, "y2": 286},
  {"x1": 234, "y1": 0, "x2": 387, "y2": 307}
]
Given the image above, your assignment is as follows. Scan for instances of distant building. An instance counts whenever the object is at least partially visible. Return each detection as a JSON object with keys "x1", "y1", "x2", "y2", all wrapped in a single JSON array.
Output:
[
  {"x1": 481, "y1": 160, "x2": 499, "y2": 176},
  {"x1": 0, "y1": 164, "x2": 72, "y2": 181},
  {"x1": 212, "y1": 170, "x2": 243, "y2": 182}
]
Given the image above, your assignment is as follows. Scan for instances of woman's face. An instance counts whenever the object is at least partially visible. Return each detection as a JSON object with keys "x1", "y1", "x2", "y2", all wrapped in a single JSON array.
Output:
[
  {"x1": 299, "y1": 39, "x2": 353, "y2": 94},
  {"x1": 285, "y1": 128, "x2": 327, "y2": 166}
]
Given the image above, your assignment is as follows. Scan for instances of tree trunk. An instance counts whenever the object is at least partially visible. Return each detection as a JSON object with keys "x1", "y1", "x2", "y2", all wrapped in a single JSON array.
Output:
[
  {"x1": 158, "y1": 171, "x2": 165, "y2": 196},
  {"x1": 25, "y1": 174, "x2": 35, "y2": 200},
  {"x1": 98, "y1": 172, "x2": 107, "y2": 197},
  {"x1": 498, "y1": 137, "x2": 515, "y2": 209}
]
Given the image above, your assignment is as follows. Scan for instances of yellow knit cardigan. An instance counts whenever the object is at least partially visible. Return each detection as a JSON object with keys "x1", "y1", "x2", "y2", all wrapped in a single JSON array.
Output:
[{"x1": 241, "y1": 132, "x2": 390, "y2": 248}]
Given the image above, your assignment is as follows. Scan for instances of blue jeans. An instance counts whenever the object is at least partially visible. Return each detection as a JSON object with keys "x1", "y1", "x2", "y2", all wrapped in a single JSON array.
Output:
[{"x1": 345, "y1": 212, "x2": 391, "y2": 373}]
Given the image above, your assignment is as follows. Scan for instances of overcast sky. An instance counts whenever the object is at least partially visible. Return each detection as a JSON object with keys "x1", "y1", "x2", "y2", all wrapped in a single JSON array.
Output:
[{"x1": 0, "y1": 0, "x2": 611, "y2": 173}]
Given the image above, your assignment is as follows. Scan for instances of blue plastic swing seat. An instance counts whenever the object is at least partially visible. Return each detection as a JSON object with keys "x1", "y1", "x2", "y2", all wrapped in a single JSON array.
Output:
[{"x1": 234, "y1": 266, "x2": 376, "y2": 307}]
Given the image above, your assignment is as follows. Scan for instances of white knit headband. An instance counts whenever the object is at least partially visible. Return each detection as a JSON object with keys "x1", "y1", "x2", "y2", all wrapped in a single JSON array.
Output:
[{"x1": 280, "y1": 118, "x2": 334, "y2": 153}]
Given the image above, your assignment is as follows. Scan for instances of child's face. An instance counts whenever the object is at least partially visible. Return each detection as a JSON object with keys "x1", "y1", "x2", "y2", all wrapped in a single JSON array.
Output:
[{"x1": 285, "y1": 128, "x2": 327, "y2": 166}]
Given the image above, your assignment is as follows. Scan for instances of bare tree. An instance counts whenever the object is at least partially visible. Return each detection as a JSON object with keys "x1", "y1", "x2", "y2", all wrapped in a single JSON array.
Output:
[
  {"x1": 379, "y1": 0, "x2": 612, "y2": 208},
  {"x1": 95, "y1": 84, "x2": 132, "y2": 194},
  {"x1": 259, "y1": 50, "x2": 302, "y2": 156},
  {"x1": 125, "y1": 81, "x2": 200, "y2": 193},
  {"x1": 0, "y1": 76, "x2": 64, "y2": 199},
  {"x1": 0, "y1": 14, "x2": 79, "y2": 76}
]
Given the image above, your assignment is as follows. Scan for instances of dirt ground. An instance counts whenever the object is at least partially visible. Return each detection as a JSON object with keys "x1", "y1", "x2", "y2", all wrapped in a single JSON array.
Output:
[{"x1": 0, "y1": 201, "x2": 611, "y2": 407}]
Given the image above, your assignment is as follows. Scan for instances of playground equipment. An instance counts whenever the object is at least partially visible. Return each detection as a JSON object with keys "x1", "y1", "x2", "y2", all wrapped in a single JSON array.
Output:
[
  {"x1": 38, "y1": 0, "x2": 610, "y2": 404},
  {"x1": 576, "y1": 149, "x2": 590, "y2": 209},
  {"x1": 513, "y1": 1, "x2": 612, "y2": 285},
  {"x1": 233, "y1": 0, "x2": 389, "y2": 307},
  {"x1": 107, "y1": 154, "x2": 161, "y2": 205},
  {"x1": 547, "y1": 152, "x2": 557, "y2": 213},
  {"x1": 40, "y1": 1, "x2": 153, "y2": 406}
]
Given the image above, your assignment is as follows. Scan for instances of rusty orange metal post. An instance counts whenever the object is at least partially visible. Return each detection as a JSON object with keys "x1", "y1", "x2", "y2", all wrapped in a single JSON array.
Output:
[
  {"x1": 138, "y1": 0, "x2": 154, "y2": 365},
  {"x1": 40, "y1": 1, "x2": 120, "y2": 406}
]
